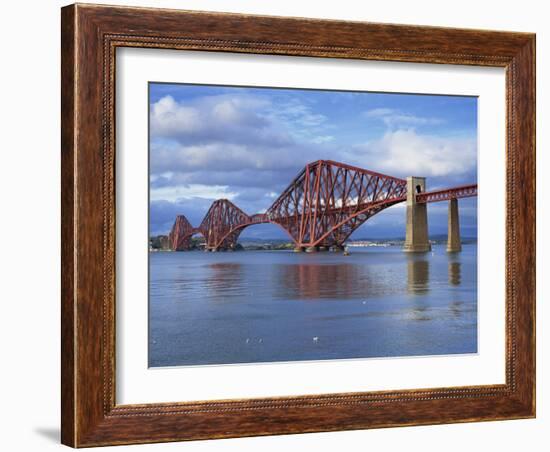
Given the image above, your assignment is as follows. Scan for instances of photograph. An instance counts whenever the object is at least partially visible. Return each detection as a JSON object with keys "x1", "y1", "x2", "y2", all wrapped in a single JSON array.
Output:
[{"x1": 148, "y1": 83, "x2": 479, "y2": 367}]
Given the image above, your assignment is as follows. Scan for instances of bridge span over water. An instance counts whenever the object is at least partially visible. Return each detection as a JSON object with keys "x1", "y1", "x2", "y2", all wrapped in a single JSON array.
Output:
[{"x1": 168, "y1": 160, "x2": 477, "y2": 253}]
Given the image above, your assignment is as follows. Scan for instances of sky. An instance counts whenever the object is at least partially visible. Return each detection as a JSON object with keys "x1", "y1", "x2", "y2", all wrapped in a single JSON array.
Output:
[{"x1": 149, "y1": 83, "x2": 478, "y2": 240}]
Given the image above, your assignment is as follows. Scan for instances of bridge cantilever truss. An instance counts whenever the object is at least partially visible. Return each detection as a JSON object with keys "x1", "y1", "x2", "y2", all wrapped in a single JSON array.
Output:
[
  {"x1": 168, "y1": 160, "x2": 477, "y2": 251},
  {"x1": 168, "y1": 214, "x2": 195, "y2": 251},
  {"x1": 266, "y1": 160, "x2": 407, "y2": 249}
]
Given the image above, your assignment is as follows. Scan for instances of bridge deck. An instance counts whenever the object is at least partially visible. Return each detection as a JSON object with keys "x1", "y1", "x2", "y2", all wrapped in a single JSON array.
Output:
[{"x1": 416, "y1": 184, "x2": 477, "y2": 204}]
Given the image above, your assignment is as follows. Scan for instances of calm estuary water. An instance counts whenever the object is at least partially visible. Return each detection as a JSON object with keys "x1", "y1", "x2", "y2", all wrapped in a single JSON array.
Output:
[{"x1": 149, "y1": 244, "x2": 477, "y2": 367}]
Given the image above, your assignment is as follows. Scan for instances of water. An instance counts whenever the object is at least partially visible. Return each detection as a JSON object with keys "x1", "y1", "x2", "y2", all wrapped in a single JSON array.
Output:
[{"x1": 149, "y1": 244, "x2": 477, "y2": 367}]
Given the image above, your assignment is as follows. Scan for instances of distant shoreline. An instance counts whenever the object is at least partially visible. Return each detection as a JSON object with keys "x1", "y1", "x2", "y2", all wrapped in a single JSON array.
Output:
[{"x1": 149, "y1": 237, "x2": 477, "y2": 252}]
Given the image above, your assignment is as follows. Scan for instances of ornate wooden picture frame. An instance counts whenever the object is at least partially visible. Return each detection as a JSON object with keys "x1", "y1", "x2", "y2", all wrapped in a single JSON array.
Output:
[{"x1": 61, "y1": 3, "x2": 535, "y2": 447}]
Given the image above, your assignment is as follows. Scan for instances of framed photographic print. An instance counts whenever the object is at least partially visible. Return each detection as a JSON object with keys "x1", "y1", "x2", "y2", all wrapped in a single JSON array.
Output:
[{"x1": 61, "y1": 3, "x2": 535, "y2": 447}]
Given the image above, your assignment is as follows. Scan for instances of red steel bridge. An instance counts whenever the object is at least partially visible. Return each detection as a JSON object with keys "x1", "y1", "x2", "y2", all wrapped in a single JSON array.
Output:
[{"x1": 168, "y1": 160, "x2": 477, "y2": 252}]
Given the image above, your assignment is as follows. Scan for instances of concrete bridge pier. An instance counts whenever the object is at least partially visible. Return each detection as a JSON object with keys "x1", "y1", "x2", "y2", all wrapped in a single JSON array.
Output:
[
  {"x1": 403, "y1": 176, "x2": 431, "y2": 253},
  {"x1": 446, "y1": 198, "x2": 462, "y2": 252}
]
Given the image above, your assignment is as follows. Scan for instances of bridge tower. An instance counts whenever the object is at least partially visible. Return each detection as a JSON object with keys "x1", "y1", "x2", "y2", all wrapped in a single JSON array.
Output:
[
  {"x1": 403, "y1": 176, "x2": 431, "y2": 253},
  {"x1": 446, "y1": 198, "x2": 462, "y2": 252}
]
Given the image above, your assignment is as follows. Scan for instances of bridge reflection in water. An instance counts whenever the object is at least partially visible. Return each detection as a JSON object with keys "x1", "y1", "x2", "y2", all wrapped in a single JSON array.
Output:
[
  {"x1": 200, "y1": 254, "x2": 461, "y2": 300},
  {"x1": 406, "y1": 256, "x2": 462, "y2": 293},
  {"x1": 407, "y1": 257, "x2": 430, "y2": 295},
  {"x1": 274, "y1": 264, "x2": 366, "y2": 300},
  {"x1": 449, "y1": 261, "x2": 462, "y2": 286}
]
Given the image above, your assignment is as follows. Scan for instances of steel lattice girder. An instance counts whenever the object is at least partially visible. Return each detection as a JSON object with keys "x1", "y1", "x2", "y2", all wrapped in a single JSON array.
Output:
[
  {"x1": 266, "y1": 160, "x2": 407, "y2": 247},
  {"x1": 168, "y1": 215, "x2": 194, "y2": 250},
  {"x1": 167, "y1": 160, "x2": 478, "y2": 251},
  {"x1": 199, "y1": 199, "x2": 251, "y2": 250}
]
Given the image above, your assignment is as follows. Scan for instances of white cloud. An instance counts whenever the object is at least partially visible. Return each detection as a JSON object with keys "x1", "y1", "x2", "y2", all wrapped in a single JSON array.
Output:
[
  {"x1": 310, "y1": 135, "x2": 334, "y2": 144},
  {"x1": 151, "y1": 141, "x2": 313, "y2": 175},
  {"x1": 364, "y1": 108, "x2": 394, "y2": 118},
  {"x1": 150, "y1": 184, "x2": 237, "y2": 202},
  {"x1": 149, "y1": 94, "x2": 334, "y2": 181},
  {"x1": 150, "y1": 96, "x2": 202, "y2": 136},
  {"x1": 262, "y1": 98, "x2": 329, "y2": 141},
  {"x1": 351, "y1": 129, "x2": 476, "y2": 178},
  {"x1": 150, "y1": 94, "x2": 275, "y2": 144},
  {"x1": 364, "y1": 107, "x2": 444, "y2": 128},
  {"x1": 273, "y1": 100, "x2": 327, "y2": 127}
]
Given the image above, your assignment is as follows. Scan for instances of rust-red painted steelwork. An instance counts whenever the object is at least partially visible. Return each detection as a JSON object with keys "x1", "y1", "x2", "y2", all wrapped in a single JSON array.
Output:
[
  {"x1": 167, "y1": 160, "x2": 477, "y2": 251},
  {"x1": 415, "y1": 184, "x2": 478, "y2": 204},
  {"x1": 168, "y1": 214, "x2": 194, "y2": 251},
  {"x1": 266, "y1": 160, "x2": 407, "y2": 250},
  {"x1": 199, "y1": 199, "x2": 250, "y2": 251}
]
